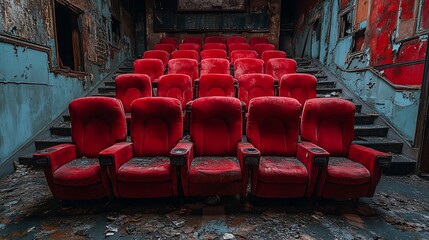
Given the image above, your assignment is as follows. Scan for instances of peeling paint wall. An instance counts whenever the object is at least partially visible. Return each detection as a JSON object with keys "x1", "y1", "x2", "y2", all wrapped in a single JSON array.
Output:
[
  {"x1": 294, "y1": 0, "x2": 427, "y2": 142},
  {"x1": 0, "y1": 0, "x2": 136, "y2": 173}
]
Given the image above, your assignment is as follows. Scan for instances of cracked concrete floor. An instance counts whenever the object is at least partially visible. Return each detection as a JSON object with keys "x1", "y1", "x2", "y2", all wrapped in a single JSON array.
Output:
[{"x1": 0, "y1": 165, "x2": 428, "y2": 239}]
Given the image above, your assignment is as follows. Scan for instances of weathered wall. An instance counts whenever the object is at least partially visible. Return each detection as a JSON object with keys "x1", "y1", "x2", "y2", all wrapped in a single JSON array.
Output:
[
  {"x1": 294, "y1": 0, "x2": 427, "y2": 142},
  {"x1": 0, "y1": 0, "x2": 135, "y2": 174}
]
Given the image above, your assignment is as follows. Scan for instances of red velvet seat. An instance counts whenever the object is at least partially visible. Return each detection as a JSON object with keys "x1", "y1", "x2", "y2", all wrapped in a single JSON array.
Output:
[
  {"x1": 301, "y1": 98, "x2": 392, "y2": 199},
  {"x1": 183, "y1": 36, "x2": 203, "y2": 47},
  {"x1": 249, "y1": 37, "x2": 269, "y2": 49},
  {"x1": 153, "y1": 43, "x2": 176, "y2": 54},
  {"x1": 227, "y1": 36, "x2": 247, "y2": 47},
  {"x1": 168, "y1": 58, "x2": 199, "y2": 82},
  {"x1": 33, "y1": 97, "x2": 127, "y2": 200},
  {"x1": 143, "y1": 50, "x2": 170, "y2": 68},
  {"x1": 99, "y1": 97, "x2": 183, "y2": 198},
  {"x1": 246, "y1": 97, "x2": 329, "y2": 198},
  {"x1": 261, "y1": 50, "x2": 286, "y2": 66},
  {"x1": 234, "y1": 58, "x2": 264, "y2": 78},
  {"x1": 230, "y1": 50, "x2": 258, "y2": 67},
  {"x1": 279, "y1": 73, "x2": 317, "y2": 106},
  {"x1": 198, "y1": 74, "x2": 235, "y2": 97},
  {"x1": 115, "y1": 74, "x2": 152, "y2": 125},
  {"x1": 134, "y1": 59, "x2": 164, "y2": 83},
  {"x1": 237, "y1": 73, "x2": 275, "y2": 107},
  {"x1": 200, "y1": 58, "x2": 230, "y2": 76},
  {"x1": 157, "y1": 74, "x2": 193, "y2": 109},
  {"x1": 228, "y1": 43, "x2": 251, "y2": 57},
  {"x1": 253, "y1": 43, "x2": 275, "y2": 58},
  {"x1": 171, "y1": 97, "x2": 250, "y2": 197},
  {"x1": 160, "y1": 37, "x2": 178, "y2": 47},
  {"x1": 200, "y1": 49, "x2": 227, "y2": 59},
  {"x1": 179, "y1": 43, "x2": 201, "y2": 53},
  {"x1": 266, "y1": 58, "x2": 297, "y2": 80},
  {"x1": 171, "y1": 50, "x2": 199, "y2": 62},
  {"x1": 205, "y1": 36, "x2": 226, "y2": 44},
  {"x1": 203, "y1": 43, "x2": 227, "y2": 51}
]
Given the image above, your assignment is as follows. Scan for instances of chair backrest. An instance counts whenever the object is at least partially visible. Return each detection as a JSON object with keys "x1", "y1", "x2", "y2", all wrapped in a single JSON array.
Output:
[
  {"x1": 153, "y1": 43, "x2": 176, "y2": 54},
  {"x1": 133, "y1": 59, "x2": 164, "y2": 82},
  {"x1": 183, "y1": 36, "x2": 203, "y2": 46},
  {"x1": 160, "y1": 37, "x2": 178, "y2": 47},
  {"x1": 179, "y1": 43, "x2": 201, "y2": 52},
  {"x1": 199, "y1": 74, "x2": 235, "y2": 97},
  {"x1": 301, "y1": 98, "x2": 356, "y2": 157},
  {"x1": 238, "y1": 73, "x2": 274, "y2": 107},
  {"x1": 203, "y1": 43, "x2": 227, "y2": 51},
  {"x1": 205, "y1": 36, "x2": 226, "y2": 44},
  {"x1": 167, "y1": 58, "x2": 199, "y2": 81},
  {"x1": 228, "y1": 43, "x2": 251, "y2": 56},
  {"x1": 234, "y1": 58, "x2": 264, "y2": 78},
  {"x1": 253, "y1": 43, "x2": 275, "y2": 57},
  {"x1": 171, "y1": 50, "x2": 199, "y2": 62},
  {"x1": 200, "y1": 58, "x2": 230, "y2": 76},
  {"x1": 249, "y1": 37, "x2": 269, "y2": 48},
  {"x1": 131, "y1": 97, "x2": 183, "y2": 156},
  {"x1": 70, "y1": 97, "x2": 127, "y2": 158},
  {"x1": 227, "y1": 36, "x2": 247, "y2": 47},
  {"x1": 266, "y1": 58, "x2": 297, "y2": 80},
  {"x1": 115, "y1": 74, "x2": 152, "y2": 113},
  {"x1": 247, "y1": 97, "x2": 301, "y2": 156},
  {"x1": 157, "y1": 74, "x2": 193, "y2": 109},
  {"x1": 200, "y1": 49, "x2": 227, "y2": 59},
  {"x1": 230, "y1": 50, "x2": 258, "y2": 66},
  {"x1": 190, "y1": 97, "x2": 242, "y2": 156},
  {"x1": 143, "y1": 50, "x2": 170, "y2": 68},
  {"x1": 279, "y1": 73, "x2": 317, "y2": 106},
  {"x1": 261, "y1": 50, "x2": 286, "y2": 66}
]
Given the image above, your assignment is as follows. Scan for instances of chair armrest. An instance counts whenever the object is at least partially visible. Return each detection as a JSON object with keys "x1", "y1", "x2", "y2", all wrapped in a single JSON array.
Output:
[
  {"x1": 98, "y1": 142, "x2": 133, "y2": 170},
  {"x1": 296, "y1": 141, "x2": 330, "y2": 166},
  {"x1": 348, "y1": 144, "x2": 392, "y2": 170},
  {"x1": 32, "y1": 144, "x2": 76, "y2": 171},
  {"x1": 237, "y1": 142, "x2": 261, "y2": 166},
  {"x1": 170, "y1": 141, "x2": 194, "y2": 167}
]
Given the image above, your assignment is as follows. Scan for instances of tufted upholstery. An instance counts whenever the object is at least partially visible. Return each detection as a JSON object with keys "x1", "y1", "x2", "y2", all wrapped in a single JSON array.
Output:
[
  {"x1": 157, "y1": 74, "x2": 193, "y2": 109},
  {"x1": 279, "y1": 73, "x2": 317, "y2": 106},
  {"x1": 234, "y1": 58, "x2": 264, "y2": 78},
  {"x1": 134, "y1": 59, "x2": 164, "y2": 83},
  {"x1": 238, "y1": 73, "x2": 275, "y2": 107},
  {"x1": 198, "y1": 74, "x2": 235, "y2": 97},
  {"x1": 266, "y1": 58, "x2": 297, "y2": 80},
  {"x1": 115, "y1": 74, "x2": 152, "y2": 113}
]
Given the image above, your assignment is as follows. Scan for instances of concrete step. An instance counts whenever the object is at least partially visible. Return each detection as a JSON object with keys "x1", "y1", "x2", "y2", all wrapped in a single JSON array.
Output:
[
  {"x1": 383, "y1": 154, "x2": 416, "y2": 175},
  {"x1": 354, "y1": 125, "x2": 389, "y2": 137},
  {"x1": 98, "y1": 86, "x2": 116, "y2": 94},
  {"x1": 18, "y1": 153, "x2": 35, "y2": 166},
  {"x1": 92, "y1": 93, "x2": 115, "y2": 98},
  {"x1": 353, "y1": 137, "x2": 403, "y2": 154},
  {"x1": 50, "y1": 121, "x2": 71, "y2": 136},
  {"x1": 35, "y1": 136, "x2": 72, "y2": 150},
  {"x1": 297, "y1": 68, "x2": 323, "y2": 74},
  {"x1": 316, "y1": 87, "x2": 343, "y2": 95},
  {"x1": 317, "y1": 81, "x2": 336, "y2": 88},
  {"x1": 355, "y1": 113, "x2": 378, "y2": 125},
  {"x1": 315, "y1": 74, "x2": 328, "y2": 80},
  {"x1": 105, "y1": 81, "x2": 115, "y2": 87},
  {"x1": 116, "y1": 69, "x2": 133, "y2": 74}
]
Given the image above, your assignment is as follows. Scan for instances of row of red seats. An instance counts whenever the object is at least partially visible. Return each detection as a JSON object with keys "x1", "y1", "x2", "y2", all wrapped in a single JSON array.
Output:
[
  {"x1": 33, "y1": 96, "x2": 391, "y2": 200},
  {"x1": 159, "y1": 36, "x2": 270, "y2": 49}
]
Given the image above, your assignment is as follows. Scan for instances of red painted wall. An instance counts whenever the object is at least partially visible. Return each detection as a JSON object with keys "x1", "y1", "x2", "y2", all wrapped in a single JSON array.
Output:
[{"x1": 421, "y1": 0, "x2": 429, "y2": 30}]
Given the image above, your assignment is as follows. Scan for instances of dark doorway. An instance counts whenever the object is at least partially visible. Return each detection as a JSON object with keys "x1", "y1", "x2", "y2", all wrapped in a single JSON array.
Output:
[{"x1": 55, "y1": 1, "x2": 84, "y2": 71}]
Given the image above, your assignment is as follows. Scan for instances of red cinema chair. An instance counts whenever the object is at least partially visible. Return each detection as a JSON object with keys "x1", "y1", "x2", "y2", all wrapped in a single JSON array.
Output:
[
  {"x1": 261, "y1": 50, "x2": 286, "y2": 67},
  {"x1": 99, "y1": 97, "x2": 184, "y2": 198},
  {"x1": 279, "y1": 73, "x2": 317, "y2": 106},
  {"x1": 200, "y1": 58, "x2": 230, "y2": 76},
  {"x1": 168, "y1": 58, "x2": 199, "y2": 82},
  {"x1": 143, "y1": 50, "x2": 170, "y2": 68},
  {"x1": 227, "y1": 36, "x2": 247, "y2": 47},
  {"x1": 157, "y1": 74, "x2": 193, "y2": 109},
  {"x1": 253, "y1": 43, "x2": 275, "y2": 58},
  {"x1": 203, "y1": 43, "x2": 227, "y2": 51},
  {"x1": 228, "y1": 43, "x2": 251, "y2": 57},
  {"x1": 266, "y1": 58, "x2": 297, "y2": 80},
  {"x1": 198, "y1": 74, "x2": 235, "y2": 98},
  {"x1": 247, "y1": 97, "x2": 330, "y2": 198},
  {"x1": 153, "y1": 43, "x2": 176, "y2": 54},
  {"x1": 301, "y1": 98, "x2": 392, "y2": 199},
  {"x1": 237, "y1": 73, "x2": 275, "y2": 107},
  {"x1": 249, "y1": 37, "x2": 269, "y2": 49},
  {"x1": 134, "y1": 59, "x2": 164, "y2": 83},
  {"x1": 183, "y1": 36, "x2": 203, "y2": 46},
  {"x1": 234, "y1": 58, "x2": 264, "y2": 79},
  {"x1": 230, "y1": 50, "x2": 258, "y2": 67},
  {"x1": 33, "y1": 97, "x2": 127, "y2": 200},
  {"x1": 170, "y1": 97, "x2": 253, "y2": 197},
  {"x1": 200, "y1": 49, "x2": 227, "y2": 60},
  {"x1": 205, "y1": 36, "x2": 226, "y2": 44},
  {"x1": 179, "y1": 43, "x2": 201, "y2": 53},
  {"x1": 115, "y1": 74, "x2": 152, "y2": 125},
  {"x1": 160, "y1": 37, "x2": 178, "y2": 47},
  {"x1": 171, "y1": 50, "x2": 199, "y2": 62}
]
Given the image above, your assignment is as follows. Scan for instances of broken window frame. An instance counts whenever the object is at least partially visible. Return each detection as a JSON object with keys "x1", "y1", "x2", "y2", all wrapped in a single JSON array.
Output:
[
  {"x1": 338, "y1": 1, "x2": 355, "y2": 40},
  {"x1": 351, "y1": 28, "x2": 366, "y2": 53}
]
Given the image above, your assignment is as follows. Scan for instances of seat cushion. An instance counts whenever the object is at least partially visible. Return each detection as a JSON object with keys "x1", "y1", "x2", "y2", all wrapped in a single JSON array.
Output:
[
  {"x1": 326, "y1": 157, "x2": 371, "y2": 185},
  {"x1": 258, "y1": 156, "x2": 308, "y2": 184},
  {"x1": 53, "y1": 158, "x2": 101, "y2": 186},
  {"x1": 189, "y1": 157, "x2": 242, "y2": 184},
  {"x1": 117, "y1": 157, "x2": 171, "y2": 183}
]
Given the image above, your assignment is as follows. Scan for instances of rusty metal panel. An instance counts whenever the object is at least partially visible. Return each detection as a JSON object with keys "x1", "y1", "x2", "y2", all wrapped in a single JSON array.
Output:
[{"x1": 354, "y1": 0, "x2": 369, "y2": 29}]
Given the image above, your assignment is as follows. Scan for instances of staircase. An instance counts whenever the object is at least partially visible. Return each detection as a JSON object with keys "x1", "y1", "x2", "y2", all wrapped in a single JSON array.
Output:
[{"x1": 18, "y1": 58, "x2": 416, "y2": 175}]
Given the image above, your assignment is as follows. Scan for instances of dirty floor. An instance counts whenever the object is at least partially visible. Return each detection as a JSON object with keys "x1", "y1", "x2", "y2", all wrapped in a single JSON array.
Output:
[{"x1": 0, "y1": 165, "x2": 428, "y2": 239}]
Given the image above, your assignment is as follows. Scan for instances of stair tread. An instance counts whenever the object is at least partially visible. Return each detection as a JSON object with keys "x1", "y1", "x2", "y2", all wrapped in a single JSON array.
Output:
[{"x1": 354, "y1": 125, "x2": 389, "y2": 129}]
